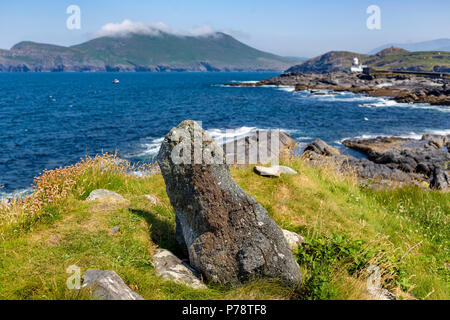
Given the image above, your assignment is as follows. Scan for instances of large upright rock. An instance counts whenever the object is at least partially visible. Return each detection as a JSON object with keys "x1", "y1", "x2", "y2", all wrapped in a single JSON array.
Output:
[{"x1": 157, "y1": 120, "x2": 301, "y2": 287}]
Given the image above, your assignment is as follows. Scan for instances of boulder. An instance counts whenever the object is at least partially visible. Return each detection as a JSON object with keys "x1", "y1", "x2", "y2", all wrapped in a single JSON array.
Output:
[
  {"x1": 157, "y1": 120, "x2": 301, "y2": 287},
  {"x1": 153, "y1": 249, "x2": 206, "y2": 289},
  {"x1": 145, "y1": 194, "x2": 158, "y2": 205},
  {"x1": 85, "y1": 189, "x2": 128, "y2": 204},
  {"x1": 223, "y1": 130, "x2": 296, "y2": 166},
  {"x1": 254, "y1": 165, "x2": 298, "y2": 177},
  {"x1": 254, "y1": 166, "x2": 281, "y2": 177},
  {"x1": 82, "y1": 269, "x2": 144, "y2": 300},
  {"x1": 430, "y1": 167, "x2": 450, "y2": 190},
  {"x1": 274, "y1": 165, "x2": 298, "y2": 175},
  {"x1": 367, "y1": 286, "x2": 397, "y2": 300},
  {"x1": 304, "y1": 139, "x2": 341, "y2": 156},
  {"x1": 282, "y1": 229, "x2": 304, "y2": 250},
  {"x1": 111, "y1": 226, "x2": 120, "y2": 235}
]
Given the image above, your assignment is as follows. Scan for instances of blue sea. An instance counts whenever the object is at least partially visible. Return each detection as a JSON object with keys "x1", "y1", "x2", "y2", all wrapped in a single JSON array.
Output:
[{"x1": 0, "y1": 72, "x2": 449, "y2": 197}]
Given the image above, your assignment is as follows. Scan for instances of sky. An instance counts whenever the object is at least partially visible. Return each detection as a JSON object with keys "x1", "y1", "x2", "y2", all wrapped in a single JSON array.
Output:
[{"x1": 0, "y1": 0, "x2": 449, "y2": 57}]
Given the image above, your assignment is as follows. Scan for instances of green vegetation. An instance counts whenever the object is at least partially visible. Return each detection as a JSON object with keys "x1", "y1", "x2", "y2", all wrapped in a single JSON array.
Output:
[
  {"x1": 365, "y1": 51, "x2": 450, "y2": 71},
  {"x1": 0, "y1": 155, "x2": 448, "y2": 300},
  {"x1": 1, "y1": 33, "x2": 303, "y2": 71},
  {"x1": 287, "y1": 48, "x2": 450, "y2": 73}
]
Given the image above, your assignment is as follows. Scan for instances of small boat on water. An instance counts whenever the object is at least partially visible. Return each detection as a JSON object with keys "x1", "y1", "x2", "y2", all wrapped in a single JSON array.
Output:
[{"x1": 112, "y1": 79, "x2": 120, "y2": 84}]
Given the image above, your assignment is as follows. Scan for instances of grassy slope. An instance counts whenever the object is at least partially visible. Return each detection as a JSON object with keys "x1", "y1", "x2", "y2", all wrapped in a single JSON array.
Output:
[
  {"x1": 287, "y1": 50, "x2": 450, "y2": 73},
  {"x1": 72, "y1": 33, "x2": 300, "y2": 69},
  {"x1": 2, "y1": 33, "x2": 302, "y2": 71},
  {"x1": 364, "y1": 51, "x2": 450, "y2": 70},
  {"x1": 0, "y1": 156, "x2": 448, "y2": 300}
]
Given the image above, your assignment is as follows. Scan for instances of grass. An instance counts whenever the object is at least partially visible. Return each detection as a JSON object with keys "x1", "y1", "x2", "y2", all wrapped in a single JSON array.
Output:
[{"x1": 0, "y1": 154, "x2": 448, "y2": 300}]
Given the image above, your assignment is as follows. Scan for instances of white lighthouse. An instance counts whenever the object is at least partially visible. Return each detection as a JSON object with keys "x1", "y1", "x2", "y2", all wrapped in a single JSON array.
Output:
[{"x1": 351, "y1": 57, "x2": 364, "y2": 72}]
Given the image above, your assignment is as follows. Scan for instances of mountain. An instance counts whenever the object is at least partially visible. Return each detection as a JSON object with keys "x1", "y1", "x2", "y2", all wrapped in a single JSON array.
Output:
[
  {"x1": 285, "y1": 47, "x2": 450, "y2": 74},
  {"x1": 0, "y1": 32, "x2": 303, "y2": 72},
  {"x1": 369, "y1": 38, "x2": 450, "y2": 54}
]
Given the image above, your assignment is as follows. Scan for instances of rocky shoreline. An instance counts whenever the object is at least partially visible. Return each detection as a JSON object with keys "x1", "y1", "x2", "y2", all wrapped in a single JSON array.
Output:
[
  {"x1": 218, "y1": 129, "x2": 449, "y2": 191},
  {"x1": 301, "y1": 134, "x2": 450, "y2": 191},
  {"x1": 228, "y1": 71, "x2": 450, "y2": 105}
]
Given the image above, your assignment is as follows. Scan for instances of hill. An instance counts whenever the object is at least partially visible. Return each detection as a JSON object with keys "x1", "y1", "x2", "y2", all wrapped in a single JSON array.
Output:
[
  {"x1": 370, "y1": 38, "x2": 450, "y2": 54},
  {"x1": 285, "y1": 47, "x2": 450, "y2": 74},
  {"x1": 0, "y1": 153, "x2": 448, "y2": 300},
  {"x1": 0, "y1": 32, "x2": 303, "y2": 72}
]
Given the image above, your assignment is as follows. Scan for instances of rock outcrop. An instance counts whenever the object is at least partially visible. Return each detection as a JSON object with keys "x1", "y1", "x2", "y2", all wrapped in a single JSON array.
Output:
[
  {"x1": 342, "y1": 135, "x2": 449, "y2": 177},
  {"x1": 157, "y1": 120, "x2": 301, "y2": 287},
  {"x1": 302, "y1": 135, "x2": 450, "y2": 190},
  {"x1": 229, "y1": 71, "x2": 450, "y2": 105},
  {"x1": 82, "y1": 269, "x2": 144, "y2": 300},
  {"x1": 223, "y1": 130, "x2": 296, "y2": 166}
]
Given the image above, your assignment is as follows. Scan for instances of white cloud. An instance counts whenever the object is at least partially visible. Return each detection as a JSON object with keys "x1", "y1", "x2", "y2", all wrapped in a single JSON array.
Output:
[
  {"x1": 96, "y1": 19, "x2": 169, "y2": 37},
  {"x1": 95, "y1": 19, "x2": 219, "y2": 38},
  {"x1": 187, "y1": 25, "x2": 215, "y2": 37}
]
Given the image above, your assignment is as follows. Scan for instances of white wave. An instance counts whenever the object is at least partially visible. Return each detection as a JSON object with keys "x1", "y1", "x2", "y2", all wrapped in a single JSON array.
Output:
[
  {"x1": 0, "y1": 188, "x2": 34, "y2": 201},
  {"x1": 315, "y1": 95, "x2": 380, "y2": 103},
  {"x1": 336, "y1": 128, "x2": 450, "y2": 145},
  {"x1": 276, "y1": 86, "x2": 296, "y2": 92},
  {"x1": 429, "y1": 129, "x2": 450, "y2": 136},
  {"x1": 295, "y1": 90, "x2": 381, "y2": 103},
  {"x1": 139, "y1": 137, "x2": 164, "y2": 156},
  {"x1": 296, "y1": 136, "x2": 314, "y2": 141},
  {"x1": 375, "y1": 83, "x2": 393, "y2": 88},
  {"x1": 229, "y1": 80, "x2": 259, "y2": 84},
  {"x1": 359, "y1": 98, "x2": 450, "y2": 113},
  {"x1": 136, "y1": 126, "x2": 309, "y2": 156},
  {"x1": 206, "y1": 126, "x2": 260, "y2": 145}
]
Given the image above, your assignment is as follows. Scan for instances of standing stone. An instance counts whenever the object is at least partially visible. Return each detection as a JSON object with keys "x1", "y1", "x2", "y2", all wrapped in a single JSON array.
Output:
[{"x1": 157, "y1": 120, "x2": 301, "y2": 287}]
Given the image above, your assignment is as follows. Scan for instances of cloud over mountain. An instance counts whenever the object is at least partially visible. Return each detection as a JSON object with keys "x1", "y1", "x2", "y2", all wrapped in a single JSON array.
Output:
[{"x1": 95, "y1": 19, "x2": 218, "y2": 38}]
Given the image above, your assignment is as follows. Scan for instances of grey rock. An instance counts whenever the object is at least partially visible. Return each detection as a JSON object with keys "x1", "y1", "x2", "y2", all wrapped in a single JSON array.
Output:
[
  {"x1": 254, "y1": 166, "x2": 281, "y2": 177},
  {"x1": 145, "y1": 194, "x2": 158, "y2": 205},
  {"x1": 430, "y1": 167, "x2": 450, "y2": 190},
  {"x1": 368, "y1": 287, "x2": 397, "y2": 300},
  {"x1": 343, "y1": 135, "x2": 450, "y2": 189},
  {"x1": 86, "y1": 189, "x2": 128, "y2": 203},
  {"x1": 274, "y1": 165, "x2": 298, "y2": 175},
  {"x1": 153, "y1": 249, "x2": 207, "y2": 289},
  {"x1": 82, "y1": 269, "x2": 144, "y2": 300},
  {"x1": 223, "y1": 130, "x2": 296, "y2": 166},
  {"x1": 282, "y1": 229, "x2": 304, "y2": 250},
  {"x1": 157, "y1": 120, "x2": 301, "y2": 287},
  {"x1": 304, "y1": 139, "x2": 341, "y2": 156},
  {"x1": 302, "y1": 140, "x2": 426, "y2": 187},
  {"x1": 254, "y1": 165, "x2": 298, "y2": 177},
  {"x1": 111, "y1": 226, "x2": 120, "y2": 234}
]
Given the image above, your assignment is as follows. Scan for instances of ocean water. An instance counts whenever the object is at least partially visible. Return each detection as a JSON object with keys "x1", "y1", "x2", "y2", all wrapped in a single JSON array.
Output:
[{"x1": 0, "y1": 72, "x2": 449, "y2": 196}]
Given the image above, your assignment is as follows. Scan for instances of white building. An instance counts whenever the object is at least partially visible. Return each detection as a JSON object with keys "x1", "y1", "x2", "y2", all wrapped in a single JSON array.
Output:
[{"x1": 350, "y1": 57, "x2": 365, "y2": 73}]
